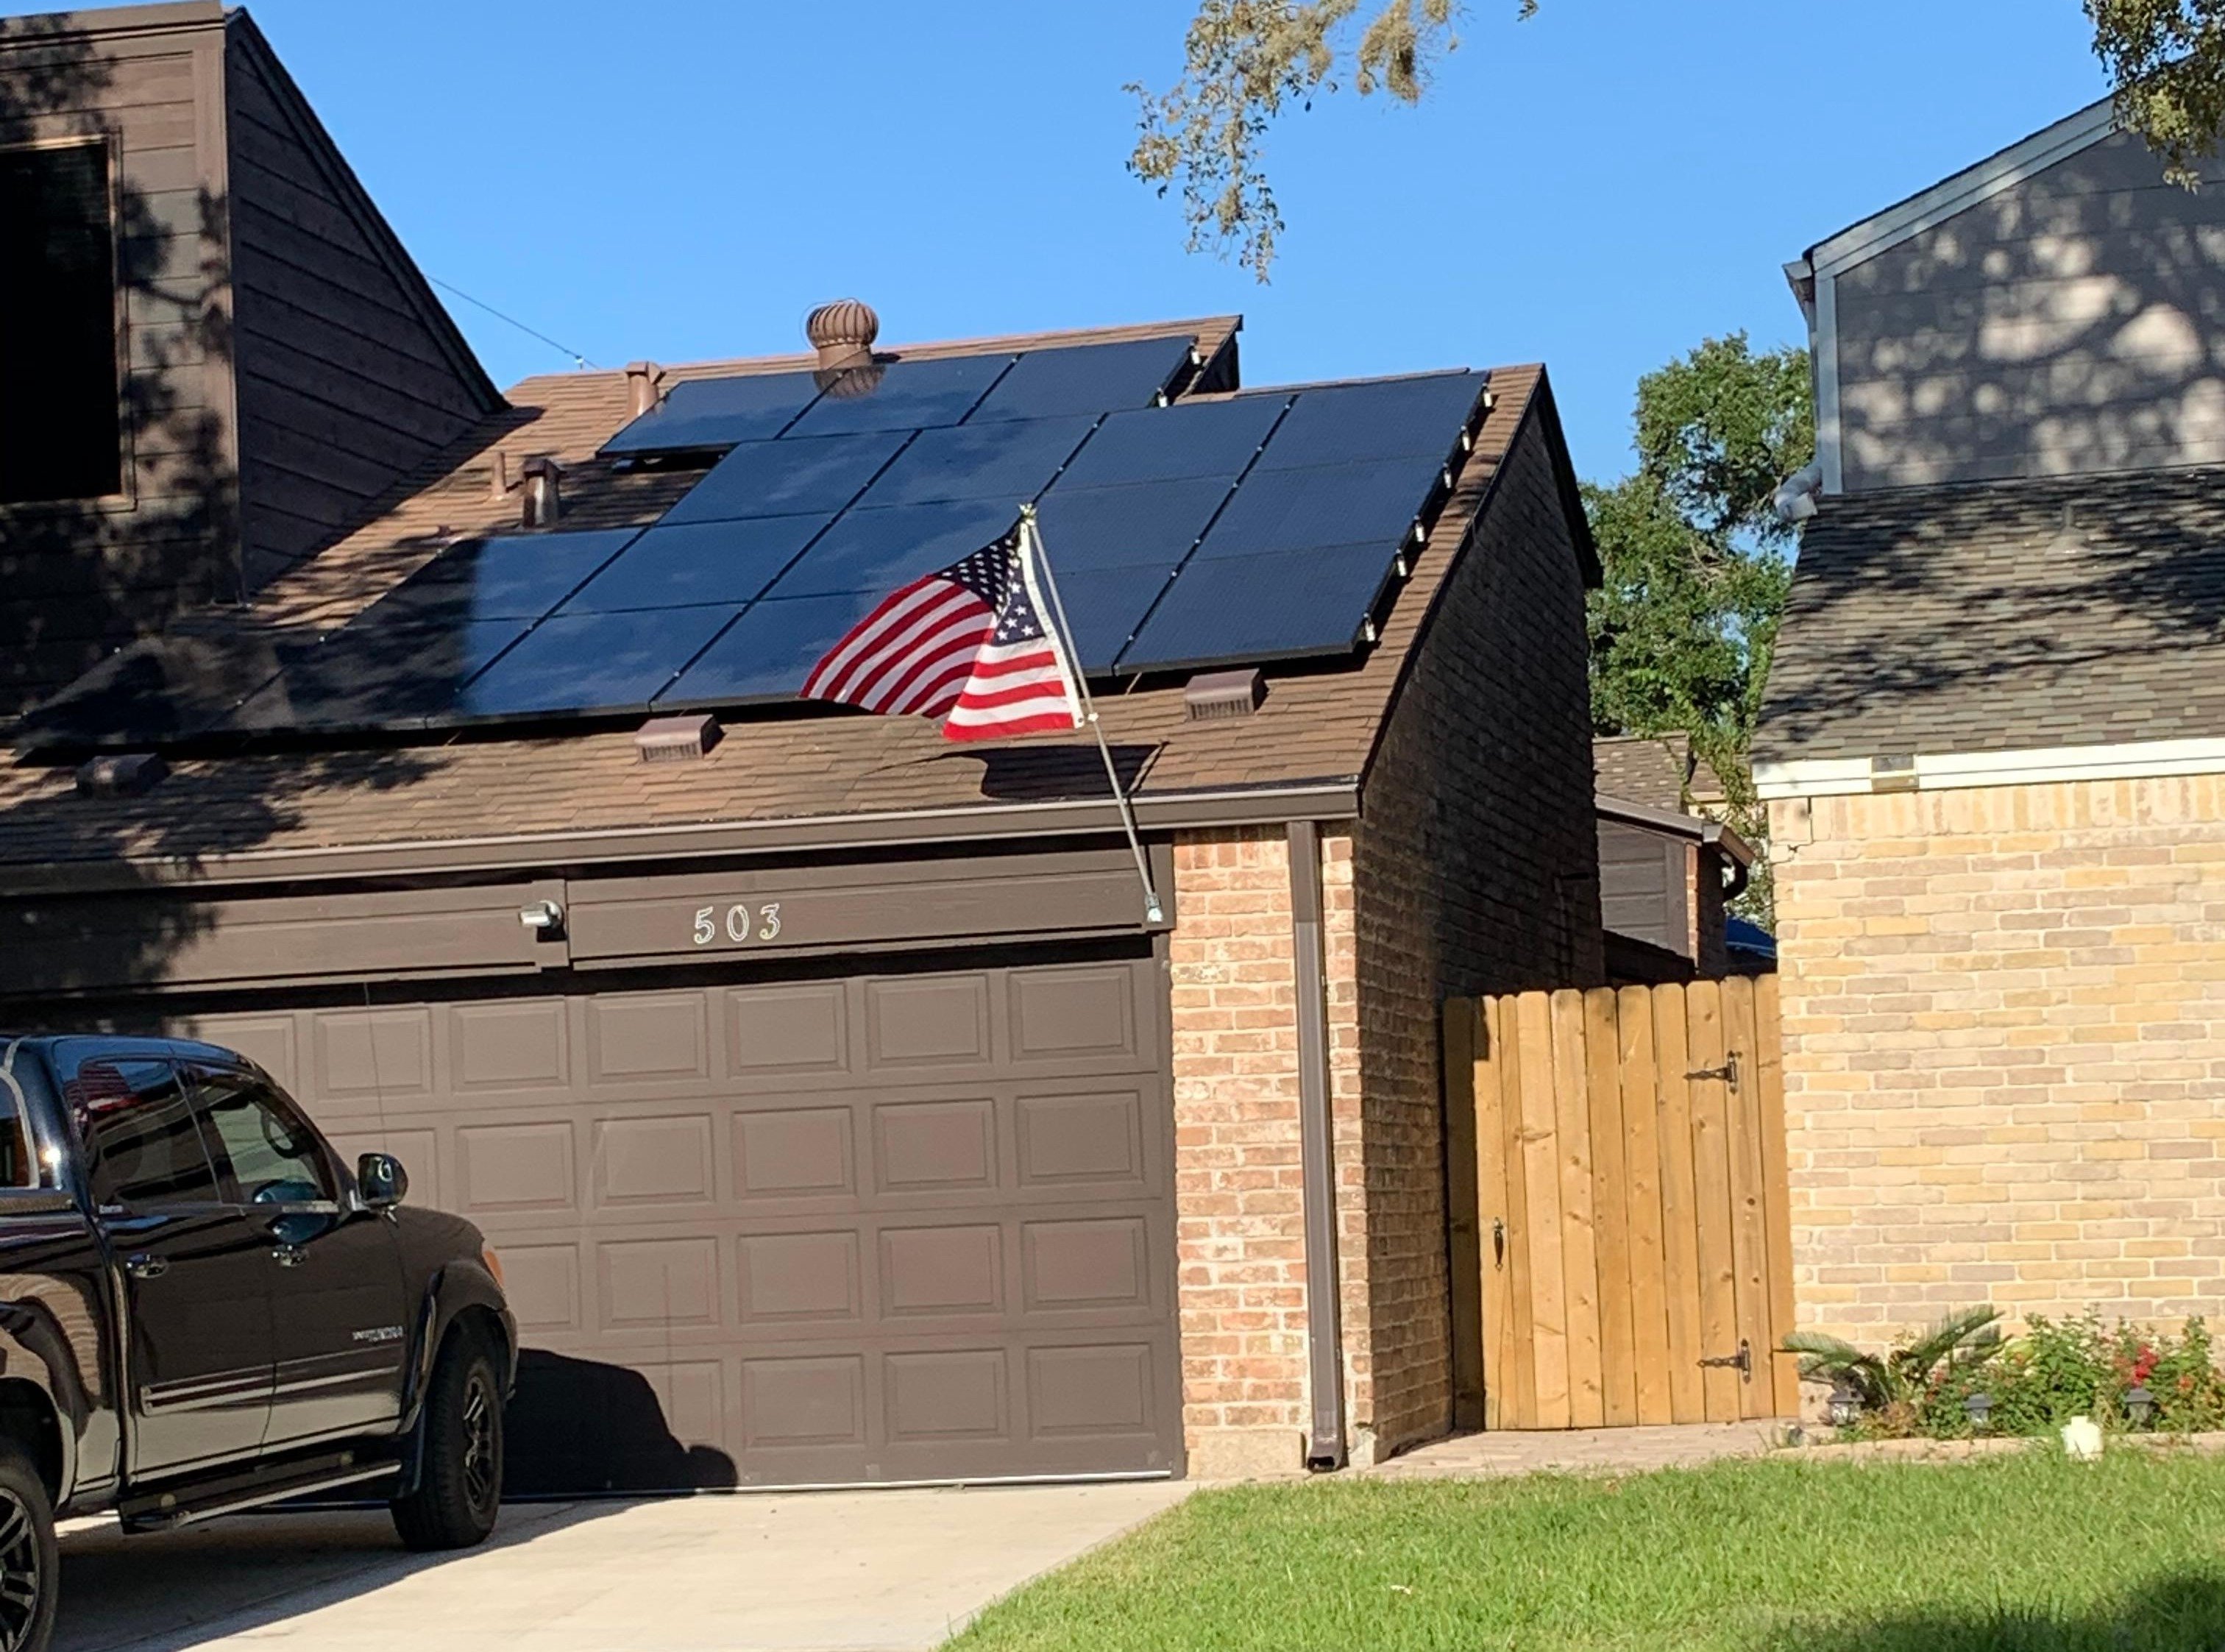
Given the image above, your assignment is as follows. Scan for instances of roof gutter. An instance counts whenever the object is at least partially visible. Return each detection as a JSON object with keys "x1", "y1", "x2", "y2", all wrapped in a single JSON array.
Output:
[{"x1": 0, "y1": 779, "x2": 1363, "y2": 898}]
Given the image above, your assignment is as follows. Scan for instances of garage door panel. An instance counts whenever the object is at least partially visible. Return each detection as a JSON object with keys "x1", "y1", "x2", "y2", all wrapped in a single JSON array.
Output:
[
  {"x1": 194, "y1": 951, "x2": 1179, "y2": 1488},
  {"x1": 863, "y1": 975, "x2": 992, "y2": 1071},
  {"x1": 180, "y1": 1010, "x2": 302, "y2": 1090},
  {"x1": 733, "y1": 1106, "x2": 856, "y2": 1200},
  {"x1": 448, "y1": 999, "x2": 570, "y2": 1093},
  {"x1": 726, "y1": 983, "x2": 852, "y2": 1077},
  {"x1": 585, "y1": 992, "x2": 711, "y2": 1088},
  {"x1": 592, "y1": 1113, "x2": 717, "y2": 1208}
]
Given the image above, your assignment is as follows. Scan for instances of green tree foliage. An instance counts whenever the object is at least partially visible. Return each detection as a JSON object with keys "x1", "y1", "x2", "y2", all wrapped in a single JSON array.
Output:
[
  {"x1": 1135, "y1": 2, "x2": 2225, "y2": 277},
  {"x1": 1585, "y1": 333, "x2": 1808, "y2": 791}
]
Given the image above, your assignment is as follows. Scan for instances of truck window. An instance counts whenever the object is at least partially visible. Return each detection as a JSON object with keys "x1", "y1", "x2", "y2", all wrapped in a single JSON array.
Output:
[
  {"x1": 188, "y1": 1065, "x2": 335, "y2": 1206},
  {"x1": 72, "y1": 1059, "x2": 224, "y2": 1210},
  {"x1": 0, "y1": 1061, "x2": 36, "y2": 1189}
]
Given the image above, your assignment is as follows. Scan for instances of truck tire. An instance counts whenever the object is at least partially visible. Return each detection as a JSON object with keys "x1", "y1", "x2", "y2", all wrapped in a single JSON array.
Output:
[
  {"x1": 0, "y1": 1444, "x2": 57, "y2": 1652},
  {"x1": 391, "y1": 1330, "x2": 503, "y2": 1552}
]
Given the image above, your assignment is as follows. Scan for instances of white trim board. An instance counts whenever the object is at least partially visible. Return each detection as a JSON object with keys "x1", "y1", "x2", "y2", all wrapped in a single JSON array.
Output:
[
  {"x1": 1755, "y1": 737, "x2": 2225, "y2": 800},
  {"x1": 1806, "y1": 96, "x2": 2118, "y2": 278}
]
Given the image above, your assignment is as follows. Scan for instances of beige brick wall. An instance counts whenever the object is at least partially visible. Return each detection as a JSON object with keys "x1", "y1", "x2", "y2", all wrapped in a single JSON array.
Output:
[{"x1": 1772, "y1": 776, "x2": 2225, "y2": 1344}]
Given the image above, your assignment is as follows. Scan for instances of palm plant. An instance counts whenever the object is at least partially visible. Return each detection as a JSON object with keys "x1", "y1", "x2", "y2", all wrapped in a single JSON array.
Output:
[{"x1": 1784, "y1": 1306, "x2": 2004, "y2": 1413}]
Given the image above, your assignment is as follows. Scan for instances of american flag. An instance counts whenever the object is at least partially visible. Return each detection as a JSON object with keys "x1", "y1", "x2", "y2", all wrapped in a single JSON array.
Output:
[{"x1": 800, "y1": 520, "x2": 1085, "y2": 742}]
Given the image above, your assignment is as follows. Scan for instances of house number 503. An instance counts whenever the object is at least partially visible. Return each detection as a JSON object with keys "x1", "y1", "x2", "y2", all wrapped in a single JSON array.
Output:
[{"x1": 692, "y1": 902, "x2": 782, "y2": 946}]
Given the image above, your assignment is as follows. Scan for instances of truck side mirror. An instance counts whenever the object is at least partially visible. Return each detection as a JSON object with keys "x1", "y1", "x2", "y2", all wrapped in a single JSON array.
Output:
[{"x1": 357, "y1": 1152, "x2": 409, "y2": 1209}]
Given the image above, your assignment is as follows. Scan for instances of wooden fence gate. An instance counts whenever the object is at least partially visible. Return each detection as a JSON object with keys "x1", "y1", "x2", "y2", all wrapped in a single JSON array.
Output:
[{"x1": 1445, "y1": 978, "x2": 1801, "y2": 1428}]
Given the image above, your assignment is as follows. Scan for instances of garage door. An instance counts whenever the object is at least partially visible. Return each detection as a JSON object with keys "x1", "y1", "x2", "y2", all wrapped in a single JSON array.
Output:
[{"x1": 179, "y1": 949, "x2": 1183, "y2": 1489}]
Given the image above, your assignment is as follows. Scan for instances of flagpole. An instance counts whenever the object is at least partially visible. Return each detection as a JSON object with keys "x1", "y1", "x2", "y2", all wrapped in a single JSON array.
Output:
[{"x1": 1018, "y1": 503, "x2": 1165, "y2": 926}]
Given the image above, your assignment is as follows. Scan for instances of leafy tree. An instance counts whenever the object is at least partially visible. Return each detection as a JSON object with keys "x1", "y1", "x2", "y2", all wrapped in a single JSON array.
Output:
[
  {"x1": 1135, "y1": 1, "x2": 2225, "y2": 277},
  {"x1": 1586, "y1": 334, "x2": 1809, "y2": 923}
]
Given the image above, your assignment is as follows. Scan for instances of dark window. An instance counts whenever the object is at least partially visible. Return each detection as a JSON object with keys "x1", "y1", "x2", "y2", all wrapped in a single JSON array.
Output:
[
  {"x1": 188, "y1": 1064, "x2": 335, "y2": 1206},
  {"x1": 0, "y1": 140, "x2": 121, "y2": 503},
  {"x1": 74, "y1": 1058, "x2": 223, "y2": 1210}
]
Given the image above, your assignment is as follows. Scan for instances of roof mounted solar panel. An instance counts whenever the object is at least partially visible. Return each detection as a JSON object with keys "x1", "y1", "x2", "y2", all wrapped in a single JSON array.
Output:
[
  {"x1": 857, "y1": 416, "x2": 1095, "y2": 509},
  {"x1": 1054, "y1": 395, "x2": 1290, "y2": 489},
  {"x1": 1118, "y1": 541, "x2": 1401, "y2": 674},
  {"x1": 600, "y1": 371, "x2": 823, "y2": 455},
  {"x1": 658, "y1": 431, "x2": 908, "y2": 525},
  {"x1": 763, "y1": 498, "x2": 1015, "y2": 600},
  {"x1": 1033, "y1": 476, "x2": 1233, "y2": 572},
  {"x1": 15, "y1": 626, "x2": 307, "y2": 751},
  {"x1": 964, "y1": 336, "x2": 1194, "y2": 422},
  {"x1": 1043, "y1": 565, "x2": 1172, "y2": 673},
  {"x1": 444, "y1": 604, "x2": 739, "y2": 721},
  {"x1": 781, "y1": 353, "x2": 1014, "y2": 438},
  {"x1": 656, "y1": 590, "x2": 884, "y2": 708},
  {"x1": 391, "y1": 529, "x2": 644, "y2": 618},
  {"x1": 558, "y1": 515, "x2": 830, "y2": 614},
  {"x1": 227, "y1": 616, "x2": 530, "y2": 734},
  {"x1": 1254, "y1": 372, "x2": 1483, "y2": 470},
  {"x1": 1192, "y1": 455, "x2": 1443, "y2": 560}
]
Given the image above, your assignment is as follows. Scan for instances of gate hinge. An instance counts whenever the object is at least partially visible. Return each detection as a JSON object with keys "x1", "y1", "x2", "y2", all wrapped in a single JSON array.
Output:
[
  {"x1": 1698, "y1": 1339, "x2": 1753, "y2": 1382},
  {"x1": 1685, "y1": 1052, "x2": 1739, "y2": 1087}
]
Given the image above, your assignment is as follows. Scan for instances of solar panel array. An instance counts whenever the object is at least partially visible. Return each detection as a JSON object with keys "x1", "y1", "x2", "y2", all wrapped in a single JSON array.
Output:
[{"x1": 21, "y1": 338, "x2": 1488, "y2": 750}]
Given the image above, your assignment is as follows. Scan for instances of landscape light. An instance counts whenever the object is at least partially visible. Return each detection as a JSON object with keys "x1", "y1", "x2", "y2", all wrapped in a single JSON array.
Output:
[
  {"x1": 1827, "y1": 1381, "x2": 1859, "y2": 1428},
  {"x1": 1964, "y1": 1391, "x2": 1992, "y2": 1433},
  {"x1": 2125, "y1": 1384, "x2": 2155, "y2": 1428}
]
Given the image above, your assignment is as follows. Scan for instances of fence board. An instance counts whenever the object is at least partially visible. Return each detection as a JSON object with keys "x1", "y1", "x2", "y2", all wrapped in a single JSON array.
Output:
[
  {"x1": 1445, "y1": 999, "x2": 1486, "y2": 1431},
  {"x1": 1652, "y1": 985, "x2": 1706, "y2": 1424},
  {"x1": 1686, "y1": 982, "x2": 1743, "y2": 1422},
  {"x1": 1497, "y1": 995, "x2": 1539, "y2": 1430},
  {"x1": 1617, "y1": 985, "x2": 1673, "y2": 1425},
  {"x1": 1515, "y1": 990, "x2": 1570, "y2": 1429},
  {"x1": 1755, "y1": 974, "x2": 1802, "y2": 1417},
  {"x1": 1550, "y1": 990, "x2": 1605, "y2": 1429},
  {"x1": 1722, "y1": 977, "x2": 1776, "y2": 1419},
  {"x1": 1586, "y1": 989, "x2": 1637, "y2": 1427}
]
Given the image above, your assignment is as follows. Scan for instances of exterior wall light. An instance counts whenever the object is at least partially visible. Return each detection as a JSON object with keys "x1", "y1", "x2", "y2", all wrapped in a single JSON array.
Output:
[{"x1": 518, "y1": 899, "x2": 563, "y2": 932}]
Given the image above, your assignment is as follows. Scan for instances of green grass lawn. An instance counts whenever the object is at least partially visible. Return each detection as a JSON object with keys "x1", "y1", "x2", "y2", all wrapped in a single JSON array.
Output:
[{"x1": 954, "y1": 1449, "x2": 2225, "y2": 1651}]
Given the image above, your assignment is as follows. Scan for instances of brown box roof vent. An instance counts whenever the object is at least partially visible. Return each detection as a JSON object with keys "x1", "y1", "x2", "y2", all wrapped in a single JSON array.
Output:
[
  {"x1": 76, "y1": 751, "x2": 166, "y2": 797},
  {"x1": 1183, "y1": 669, "x2": 1265, "y2": 722},
  {"x1": 635, "y1": 715, "x2": 721, "y2": 762}
]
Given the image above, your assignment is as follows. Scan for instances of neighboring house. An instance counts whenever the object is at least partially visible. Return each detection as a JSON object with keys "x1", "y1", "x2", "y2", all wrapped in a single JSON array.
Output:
[
  {"x1": 1762, "y1": 99, "x2": 2225, "y2": 1347},
  {"x1": 0, "y1": 4, "x2": 1607, "y2": 1486},
  {"x1": 1592, "y1": 734, "x2": 1751, "y2": 981}
]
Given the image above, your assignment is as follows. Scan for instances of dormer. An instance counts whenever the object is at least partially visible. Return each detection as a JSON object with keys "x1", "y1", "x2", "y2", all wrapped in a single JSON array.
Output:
[{"x1": 0, "y1": 2, "x2": 503, "y2": 720}]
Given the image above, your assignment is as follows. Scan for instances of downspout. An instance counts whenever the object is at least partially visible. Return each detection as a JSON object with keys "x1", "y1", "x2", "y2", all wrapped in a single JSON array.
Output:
[{"x1": 1286, "y1": 820, "x2": 1346, "y2": 1470}]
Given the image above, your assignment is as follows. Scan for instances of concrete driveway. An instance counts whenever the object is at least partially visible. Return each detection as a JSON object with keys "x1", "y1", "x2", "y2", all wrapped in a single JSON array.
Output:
[{"x1": 54, "y1": 1481, "x2": 1190, "y2": 1652}]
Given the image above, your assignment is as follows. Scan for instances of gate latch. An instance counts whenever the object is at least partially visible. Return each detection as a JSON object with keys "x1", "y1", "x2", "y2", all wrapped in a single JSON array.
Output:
[
  {"x1": 1491, "y1": 1218, "x2": 1505, "y2": 1271},
  {"x1": 1699, "y1": 1339, "x2": 1753, "y2": 1383},
  {"x1": 1685, "y1": 1052, "x2": 1739, "y2": 1088}
]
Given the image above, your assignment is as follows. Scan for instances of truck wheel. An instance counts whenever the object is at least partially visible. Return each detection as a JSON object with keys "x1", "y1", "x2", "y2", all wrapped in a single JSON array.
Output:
[
  {"x1": 391, "y1": 1331, "x2": 503, "y2": 1552},
  {"x1": 0, "y1": 1444, "x2": 57, "y2": 1652}
]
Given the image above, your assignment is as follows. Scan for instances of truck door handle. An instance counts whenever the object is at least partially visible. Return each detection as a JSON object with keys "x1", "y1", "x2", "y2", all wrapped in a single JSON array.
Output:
[
  {"x1": 271, "y1": 1245, "x2": 308, "y2": 1268},
  {"x1": 124, "y1": 1254, "x2": 168, "y2": 1280}
]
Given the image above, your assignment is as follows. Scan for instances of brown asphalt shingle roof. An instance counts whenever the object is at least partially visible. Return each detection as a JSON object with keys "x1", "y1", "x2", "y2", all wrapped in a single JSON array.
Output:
[
  {"x1": 1758, "y1": 469, "x2": 2225, "y2": 764},
  {"x1": 1592, "y1": 733, "x2": 1722, "y2": 813},
  {"x1": 0, "y1": 322, "x2": 1558, "y2": 883}
]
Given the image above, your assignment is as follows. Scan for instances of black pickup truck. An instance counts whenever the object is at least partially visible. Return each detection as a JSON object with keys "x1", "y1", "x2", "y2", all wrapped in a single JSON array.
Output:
[{"x1": 0, "y1": 1033, "x2": 516, "y2": 1652}]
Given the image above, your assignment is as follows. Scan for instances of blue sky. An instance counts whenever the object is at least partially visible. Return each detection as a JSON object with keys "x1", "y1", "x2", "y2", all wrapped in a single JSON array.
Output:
[{"x1": 245, "y1": 1, "x2": 2107, "y2": 482}]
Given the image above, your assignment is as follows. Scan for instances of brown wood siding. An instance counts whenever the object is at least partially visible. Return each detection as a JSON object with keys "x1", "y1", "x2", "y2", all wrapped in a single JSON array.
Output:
[
  {"x1": 221, "y1": 20, "x2": 497, "y2": 592},
  {"x1": 0, "y1": 14, "x2": 238, "y2": 719},
  {"x1": 1598, "y1": 819, "x2": 1689, "y2": 960}
]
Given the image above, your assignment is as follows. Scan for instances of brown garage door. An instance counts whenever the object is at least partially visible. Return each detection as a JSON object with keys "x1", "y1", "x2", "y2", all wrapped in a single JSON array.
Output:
[{"x1": 178, "y1": 949, "x2": 1183, "y2": 1489}]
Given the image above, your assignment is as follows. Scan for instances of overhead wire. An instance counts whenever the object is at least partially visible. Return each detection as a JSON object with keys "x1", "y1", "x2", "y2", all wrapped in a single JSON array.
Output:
[{"x1": 428, "y1": 274, "x2": 598, "y2": 371}]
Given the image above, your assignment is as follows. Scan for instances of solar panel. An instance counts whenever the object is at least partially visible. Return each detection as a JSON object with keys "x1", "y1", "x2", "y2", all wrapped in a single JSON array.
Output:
[
  {"x1": 446, "y1": 605, "x2": 738, "y2": 720},
  {"x1": 15, "y1": 627, "x2": 305, "y2": 749},
  {"x1": 1191, "y1": 455, "x2": 1442, "y2": 560},
  {"x1": 600, "y1": 372, "x2": 823, "y2": 455},
  {"x1": 656, "y1": 591, "x2": 883, "y2": 708},
  {"x1": 1118, "y1": 542, "x2": 1397, "y2": 673},
  {"x1": 558, "y1": 516, "x2": 828, "y2": 614},
  {"x1": 1254, "y1": 373, "x2": 1482, "y2": 470},
  {"x1": 964, "y1": 336, "x2": 1193, "y2": 422},
  {"x1": 1054, "y1": 395, "x2": 1288, "y2": 489},
  {"x1": 857, "y1": 416, "x2": 1095, "y2": 509},
  {"x1": 657, "y1": 431, "x2": 908, "y2": 525},
  {"x1": 394, "y1": 530, "x2": 643, "y2": 618},
  {"x1": 781, "y1": 354, "x2": 1014, "y2": 438},
  {"x1": 1033, "y1": 476, "x2": 1232, "y2": 572},
  {"x1": 1042, "y1": 566, "x2": 1173, "y2": 674},
  {"x1": 762, "y1": 498, "x2": 1015, "y2": 600},
  {"x1": 228, "y1": 617, "x2": 529, "y2": 733}
]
